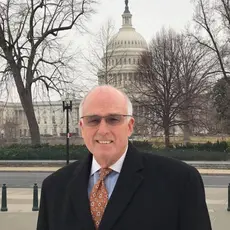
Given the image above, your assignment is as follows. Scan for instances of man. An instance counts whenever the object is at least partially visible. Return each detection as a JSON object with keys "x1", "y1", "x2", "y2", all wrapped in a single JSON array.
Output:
[{"x1": 37, "y1": 85, "x2": 212, "y2": 230}]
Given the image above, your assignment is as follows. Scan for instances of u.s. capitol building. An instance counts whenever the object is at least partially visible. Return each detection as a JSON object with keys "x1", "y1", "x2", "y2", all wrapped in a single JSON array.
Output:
[{"x1": 0, "y1": 1, "x2": 158, "y2": 142}]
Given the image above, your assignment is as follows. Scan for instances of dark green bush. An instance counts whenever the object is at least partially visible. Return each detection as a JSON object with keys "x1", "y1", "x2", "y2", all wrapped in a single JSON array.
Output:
[
  {"x1": 174, "y1": 141, "x2": 229, "y2": 152},
  {"x1": 0, "y1": 140, "x2": 229, "y2": 161},
  {"x1": 132, "y1": 140, "x2": 229, "y2": 161},
  {"x1": 131, "y1": 140, "x2": 153, "y2": 151},
  {"x1": 0, "y1": 144, "x2": 88, "y2": 160}
]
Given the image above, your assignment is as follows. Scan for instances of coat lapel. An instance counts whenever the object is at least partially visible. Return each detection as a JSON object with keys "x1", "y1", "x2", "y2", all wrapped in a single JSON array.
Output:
[
  {"x1": 66, "y1": 153, "x2": 95, "y2": 230},
  {"x1": 99, "y1": 143, "x2": 144, "y2": 230}
]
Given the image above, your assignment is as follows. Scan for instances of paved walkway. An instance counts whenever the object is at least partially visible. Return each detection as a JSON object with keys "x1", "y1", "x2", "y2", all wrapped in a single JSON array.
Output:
[{"x1": 0, "y1": 188, "x2": 229, "y2": 229}]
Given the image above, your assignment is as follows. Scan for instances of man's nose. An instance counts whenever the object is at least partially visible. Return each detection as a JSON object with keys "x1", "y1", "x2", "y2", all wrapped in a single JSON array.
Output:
[{"x1": 97, "y1": 118, "x2": 110, "y2": 134}]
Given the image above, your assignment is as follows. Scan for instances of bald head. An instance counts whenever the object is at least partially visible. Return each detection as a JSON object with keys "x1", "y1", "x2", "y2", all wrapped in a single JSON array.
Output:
[
  {"x1": 79, "y1": 85, "x2": 133, "y2": 118},
  {"x1": 79, "y1": 85, "x2": 135, "y2": 168}
]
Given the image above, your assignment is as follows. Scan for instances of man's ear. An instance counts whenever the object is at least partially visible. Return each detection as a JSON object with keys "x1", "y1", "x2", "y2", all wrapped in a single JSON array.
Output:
[
  {"x1": 79, "y1": 119, "x2": 83, "y2": 128},
  {"x1": 128, "y1": 117, "x2": 135, "y2": 136},
  {"x1": 79, "y1": 120, "x2": 83, "y2": 137}
]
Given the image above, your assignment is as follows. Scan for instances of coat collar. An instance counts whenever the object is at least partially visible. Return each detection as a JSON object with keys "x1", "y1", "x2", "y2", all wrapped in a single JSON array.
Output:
[
  {"x1": 67, "y1": 153, "x2": 95, "y2": 230},
  {"x1": 67, "y1": 142, "x2": 144, "y2": 230},
  {"x1": 99, "y1": 143, "x2": 144, "y2": 230}
]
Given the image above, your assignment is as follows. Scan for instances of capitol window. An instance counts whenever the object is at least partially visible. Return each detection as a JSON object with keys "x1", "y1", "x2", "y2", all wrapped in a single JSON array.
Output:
[
  {"x1": 118, "y1": 74, "x2": 121, "y2": 82},
  {"x1": 114, "y1": 74, "x2": 117, "y2": 85}
]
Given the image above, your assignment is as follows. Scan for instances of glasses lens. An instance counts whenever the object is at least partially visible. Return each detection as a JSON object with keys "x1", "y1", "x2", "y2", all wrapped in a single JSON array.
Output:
[
  {"x1": 84, "y1": 115, "x2": 101, "y2": 127},
  {"x1": 106, "y1": 115, "x2": 123, "y2": 125},
  {"x1": 82, "y1": 114, "x2": 130, "y2": 127}
]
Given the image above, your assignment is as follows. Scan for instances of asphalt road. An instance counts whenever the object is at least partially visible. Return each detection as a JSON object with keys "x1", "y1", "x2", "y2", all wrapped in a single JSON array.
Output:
[{"x1": 0, "y1": 172, "x2": 229, "y2": 188}]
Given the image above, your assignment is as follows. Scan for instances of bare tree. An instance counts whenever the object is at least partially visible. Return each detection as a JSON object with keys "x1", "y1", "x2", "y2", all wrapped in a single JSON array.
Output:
[
  {"x1": 176, "y1": 36, "x2": 216, "y2": 143},
  {"x1": 191, "y1": 0, "x2": 230, "y2": 85},
  {"x1": 83, "y1": 19, "x2": 127, "y2": 85},
  {"x1": 212, "y1": 76, "x2": 230, "y2": 134},
  {"x1": 129, "y1": 29, "x2": 215, "y2": 147},
  {"x1": 0, "y1": 0, "x2": 96, "y2": 144},
  {"x1": 196, "y1": 95, "x2": 221, "y2": 135}
]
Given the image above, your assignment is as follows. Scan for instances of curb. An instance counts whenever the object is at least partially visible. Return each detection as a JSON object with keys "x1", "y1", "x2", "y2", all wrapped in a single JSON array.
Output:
[
  {"x1": 0, "y1": 168, "x2": 230, "y2": 175},
  {"x1": 0, "y1": 168, "x2": 60, "y2": 173},
  {"x1": 0, "y1": 170, "x2": 56, "y2": 173}
]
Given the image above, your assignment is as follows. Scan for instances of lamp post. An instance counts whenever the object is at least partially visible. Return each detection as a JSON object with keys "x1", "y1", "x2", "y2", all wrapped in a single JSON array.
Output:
[{"x1": 62, "y1": 98, "x2": 72, "y2": 165}]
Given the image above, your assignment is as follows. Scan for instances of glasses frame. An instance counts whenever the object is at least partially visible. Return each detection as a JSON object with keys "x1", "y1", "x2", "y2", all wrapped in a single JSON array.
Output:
[{"x1": 80, "y1": 114, "x2": 132, "y2": 127}]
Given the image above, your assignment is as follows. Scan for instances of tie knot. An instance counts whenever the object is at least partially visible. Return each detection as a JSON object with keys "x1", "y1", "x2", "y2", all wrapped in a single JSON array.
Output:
[{"x1": 99, "y1": 168, "x2": 112, "y2": 181}]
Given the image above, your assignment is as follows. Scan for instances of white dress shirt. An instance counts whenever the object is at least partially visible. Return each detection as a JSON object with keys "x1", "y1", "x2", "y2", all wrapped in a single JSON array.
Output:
[{"x1": 88, "y1": 146, "x2": 128, "y2": 199}]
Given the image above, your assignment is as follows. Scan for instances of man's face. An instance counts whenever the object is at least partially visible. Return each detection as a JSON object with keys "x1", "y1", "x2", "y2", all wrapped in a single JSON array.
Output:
[{"x1": 79, "y1": 88, "x2": 135, "y2": 167}]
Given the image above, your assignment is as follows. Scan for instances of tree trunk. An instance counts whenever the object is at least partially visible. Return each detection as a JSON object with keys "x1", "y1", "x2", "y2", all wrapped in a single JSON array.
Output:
[
  {"x1": 183, "y1": 123, "x2": 191, "y2": 145},
  {"x1": 164, "y1": 127, "x2": 170, "y2": 148},
  {"x1": 9, "y1": 57, "x2": 41, "y2": 145},
  {"x1": 181, "y1": 110, "x2": 191, "y2": 145},
  {"x1": 18, "y1": 89, "x2": 40, "y2": 145}
]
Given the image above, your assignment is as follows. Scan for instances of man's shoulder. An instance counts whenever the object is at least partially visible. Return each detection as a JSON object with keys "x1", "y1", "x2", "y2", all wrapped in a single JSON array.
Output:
[
  {"x1": 140, "y1": 150, "x2": 199, "y2": 176},
  {"x1": 42, "y1": 160, "x2": 82, "y2": 188}
]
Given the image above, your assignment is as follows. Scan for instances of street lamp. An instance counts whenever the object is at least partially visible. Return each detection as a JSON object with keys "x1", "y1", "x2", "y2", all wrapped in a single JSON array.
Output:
[{"x1": 62, "y1": 97, "x2": 72, "y2": 165}]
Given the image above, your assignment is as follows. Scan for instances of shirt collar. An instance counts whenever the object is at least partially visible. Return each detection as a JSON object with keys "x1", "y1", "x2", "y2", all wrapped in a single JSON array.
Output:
[{"x1": 90, "y1": 145, "x2": 128, "y2": 176}]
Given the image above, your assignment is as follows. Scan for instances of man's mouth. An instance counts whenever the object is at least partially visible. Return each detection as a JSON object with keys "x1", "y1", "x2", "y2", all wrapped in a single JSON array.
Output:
[{"x1": 96, "y1": 140, "x2": 113, "y2": 144}]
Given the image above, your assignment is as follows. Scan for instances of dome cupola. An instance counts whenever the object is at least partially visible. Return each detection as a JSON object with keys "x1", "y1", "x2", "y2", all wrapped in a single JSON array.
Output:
[{"x1": 108, "y1": 0, "x2": 148, "y2": 50}]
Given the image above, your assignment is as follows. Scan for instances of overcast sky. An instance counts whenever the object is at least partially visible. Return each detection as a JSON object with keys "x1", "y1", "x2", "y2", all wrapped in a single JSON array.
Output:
[
  {"x1": 2, "y1": 0, "x2": 196, "y2": 102},
  {"x1": 84, "y1": 0, "x2": 194, "y2": 44},
  {"x1": 70, "y1": 0, "x2": 196, "y2": 96}
]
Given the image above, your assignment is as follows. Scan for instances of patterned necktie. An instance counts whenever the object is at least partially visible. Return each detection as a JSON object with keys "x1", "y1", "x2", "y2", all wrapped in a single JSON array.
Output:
[{"x1": 90, "y1": 168, "x2": 112, "y2": 229}]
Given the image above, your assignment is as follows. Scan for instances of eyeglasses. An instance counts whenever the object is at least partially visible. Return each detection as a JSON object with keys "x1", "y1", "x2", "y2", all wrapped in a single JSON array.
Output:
[{"x1": 80, "y1": 114, "x2": 132, "y2": 127}]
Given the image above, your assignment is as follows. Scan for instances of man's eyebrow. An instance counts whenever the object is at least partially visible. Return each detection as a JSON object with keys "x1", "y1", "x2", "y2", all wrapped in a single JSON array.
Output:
[{"x1": 85, "y1": 113, "x2": 122, "y2": 116}]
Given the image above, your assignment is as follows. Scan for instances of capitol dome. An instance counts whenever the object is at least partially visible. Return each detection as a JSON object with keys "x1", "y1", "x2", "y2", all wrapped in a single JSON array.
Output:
[
  {"x1": 108, "y1": 1, "x2": 148, "y2": 51},
  {"x1": 109, "y1": 27, "x2": 148, "y2": 50},
  {"x1": 98, "y1": 0, "x2": 148, "y2": 90}
]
